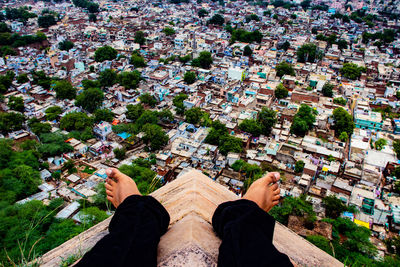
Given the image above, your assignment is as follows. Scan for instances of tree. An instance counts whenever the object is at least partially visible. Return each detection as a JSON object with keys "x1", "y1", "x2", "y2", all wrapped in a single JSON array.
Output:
[
  {"x1": 59, "y1": 112, "x2": 93, "y2": 131},
  {"x1": 16, "y1": 73, "x2": 29, "y2": 84},
  {"x1": 173, "y1": 93, "x2": 188, "y2": 115},
  {"x1": 294, "y1": 160, "x2": 305, "y2": 173},
  {"x1": 239, "y1": 119, "x2": 262, "y2": 136},
  {"x1": 113, "y1": 147, "x2": 126, "y2": 160},
  {"x1": 290, "y1": 104, "x2": 316, "y2": 136},
  {"x1": 208, "y1": 14, "x2": 224, "y2": 26},
  {"x1": 98, "y1": 69, "x2": 117, "y2": 88},
  {"x1": 0, "y1": 22, "x2": 10, "y2": 33},
  {"x1": 339, "y1": 132, "x2": 348, "y2": 142},
  {"x1": 340, "y1": 63, "x2": 366, "y2": 80},
  {"x1": 322, "y1": 83, "x2": 334, "y2": 97},
  {"x1": 94, "y1": 109, "x2": 114, "y2": 123},
  {"x1": 38, "y1": 132, "x2": 73, "y2": 157},
  {"x1": 394, "y1": 141, "x2": 400, "y2": 159},
  {"x1": 38, "y1": 14, "x2": 56, "y2": 28},
  {"x1": 87, "y1": 2, "x2": 99, "y2": 13},
  {"x1": 276, "y1": 62, "x2": 295, "y2": 77},
  {"x1": 0, "y1": 112, "x2": 25, "y2": 134},
  {"x1": 135, "y1": 111, "x2": 158, "y2": 131},
  {"x1": 300, "y1": 0, "x2": 311, "y2": 10},
  {"x1": 306, "y1": 236, "x2": 333, "y2": 255},
  {"x1": 198, "y1": 9, "x2": 208, "y2": 18},
  {"x1": 94, "y1": 46, "x2": 118, "y2": 62},
  {"x1": 185, "y1": 107, "x2": 204, "y2": 124},
  {"x1": 45, "y1": 106, "x2": 62, "y2": 121},
  {"x1": 126, "y1": 104, "x2": 144, "y2": 122},
  {"x1": 58, "y1": 40, "x2": 74, "y2": 51},
  {"x1": 139, "y1": 93, "x2": 157, "y2": 107},
  {"x1": 184, "y1": 71, "x2": 196, "y2": 84},
  {"x1": 191, "y1": 51, "x2": 213, "y2": 69},
  {"x1": 297, "y1": 43, "x2": 320, "y2": 63},
  {"x1": 375, "y1": 138, "x2": 387, "y2": 151},
  {"x1": 274, "y1": 84, "x2": 289, "y2": 99},
  {"x1": 88, "y1": 13, "x2": 97, "y2": 22},
  {"x1": 162, "y1": 27, "x2": 175, "y2": 36},
  {"x1": 322, "y1": 195, "x2": 347, "y2": 219},
  {"x1": 243, "y1": 45, "x2": 252, "y2": 57},
  {"x1": 54, "y1": 80, "x2": 76, "y2": 100},
  {"x1": 332, "y1": 107, "x2": 354, "y2": 137},
  {"x1": 179, "y1": 54, "x2": 192, "y2": 64},
  {"x1": 230, "y1": 29, "x2": 263, "y2": 43},
  {"x1": 134, "y1": 31, "x2": 146, "y2": 45},
  {"x1": 219, "y1": 135, "x2": 243, "y2": 155},
  {"x1": 141, "y1": 124, "x2": 169, "y2": 151},
  {"x1": 258, "y1": 107, "x2": 277, "y2": 136},
  {"x1": 333, "y1": 97, "x2": 347, "y2": 106},
  {"x1": 279, "y1": 41, "x2": 290, "y2": 51},
  {"x1": 31, "y1": 70, "x2": 51, "y2": 90},
  {"x1": 158, "y1": 109, "x2": 173, "y2": 123},
  {"x1": 337, "y1": 39, "x2": 348, "y2": 50},
  {"x1": 269, "y1": 195, "x2": 316, "y2": 225},
  {"x1": 117, "y1": 71, "x2": 141, "y2": 89},
  {"x1": 8, "y1": 96, "x2": 24, "y2": 112},
  {"x1": 130, "y1": 54, "x2": 146, "y2": 68},
  {"x1": 75, "y1": 87, "x2": 104, "y2": 113}
]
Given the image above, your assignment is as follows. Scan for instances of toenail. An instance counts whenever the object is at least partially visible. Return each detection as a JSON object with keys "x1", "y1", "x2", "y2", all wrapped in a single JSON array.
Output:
[{"x1": 106, "y1": 169, "x2": 112, "y2": 176}]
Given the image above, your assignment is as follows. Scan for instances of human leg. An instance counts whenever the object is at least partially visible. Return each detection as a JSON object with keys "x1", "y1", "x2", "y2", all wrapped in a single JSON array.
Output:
[{"x1": 212, "y1": 172, "x2": 293, "y2": 267}]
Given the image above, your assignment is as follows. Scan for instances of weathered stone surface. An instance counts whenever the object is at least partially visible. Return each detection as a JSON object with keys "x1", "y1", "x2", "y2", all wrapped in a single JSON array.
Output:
[{"x1": 38, "y1": 169, "x2": 343, "y2": 267}]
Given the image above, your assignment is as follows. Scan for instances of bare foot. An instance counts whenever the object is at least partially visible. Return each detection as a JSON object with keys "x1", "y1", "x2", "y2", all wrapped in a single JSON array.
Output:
[
  {"x1": 105, "y1": 168, "x2": 141, "y2": 208},
  {"x1": 242, "y1": 172, "x2": 281, "y2": 212}
]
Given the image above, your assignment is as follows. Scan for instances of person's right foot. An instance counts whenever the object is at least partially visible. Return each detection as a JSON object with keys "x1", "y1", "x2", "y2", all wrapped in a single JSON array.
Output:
[
  {"x1": 242, "y1": 172, "x2": 281, "y2": 212},
  {"x1": 105, "y1": 168, "x2": 141, "y2": 208}
]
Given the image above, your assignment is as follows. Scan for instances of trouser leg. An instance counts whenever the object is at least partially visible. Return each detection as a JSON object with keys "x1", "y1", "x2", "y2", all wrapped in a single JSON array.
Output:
[{"x1": 76, "y1": 195, "x2": 170, "y2": 267}]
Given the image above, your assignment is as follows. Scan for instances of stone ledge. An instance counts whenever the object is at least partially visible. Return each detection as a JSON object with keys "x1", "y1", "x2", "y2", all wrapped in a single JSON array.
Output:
[{"x1": 38, "y1": 169, "x2": 343, "y2": 267}]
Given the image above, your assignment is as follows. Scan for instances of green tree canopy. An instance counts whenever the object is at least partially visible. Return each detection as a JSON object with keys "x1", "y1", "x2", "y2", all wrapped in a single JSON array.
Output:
[
  {"x1": 8, "y1": 96, "x2": 24, "y2": 112},
  {"x1": 141, "y1": 124, "x2": 169, "y2": 151},
  {"x1": 297, "y1": 43, "x2": 321, "y2": 63},
  {"x1": 290, "y1": 104, "x2": 316, "y2": 136},
  {"x1": 54, "y1": 80, "x2": 76, "y2": 100},
  {"x1": 340, "y1": 63, "x2": 366, "y2": 80},
  {"x1": 185, "y1": 107, "x2": 204, "y2": 124},
  {"x1": 134, "y1": 31, "x2": 146, "y2": 45},
  {"x1": 191, "y1": 51, "x2": 213, "y2": 69},
  {"x1": 117, "y1": 70, "x2": 141, "y2": 89},
  {"x1": 130, "y1": 53, "x2": 147, "y2": 68},
  {"x1": 98, "y1": 69, "x2": 117, "y2": 88},
  {"x1": 139, "y1": 93, "x2": 158, "y2": 107},
  {"x1": 198, "y1": 8, "x2": 209, "y2": 18},
  {"x1": 274, "y1": 83, "x2": 289, "y2": 99},
  {"x1": 208, "y1": 14, "x2": 224, "y2": 25},
  {"x1": 243, "y1": 45, "x2": 252, "y2": 57},
  {"x1": 184, "y1": 71, "x2": 196, "y2": 84},
  {"x1": 276, "y1": 62, "x2": 295, "y2": 77},
  {"x1": 126, "y1": 103, "x2": 144, "y2": 122},
  {"x1": 94, "y1": 108, "x2": 114, "y2": 123},
  {"x1": 58, "y1": 40, "x2": 74, "y2": 51},
  {"x1": 294, "y1": 160, "x2": 305, "y2": 173},
  {"x1": 59, "y1": 112, "x2": 93, "y2": 131},
  {"x1": 258, "y1": 107, "x2": 277, "y2": 136},
  {"x1": 321, "y1": 82, "x2": 334, "y2": 97},
  {"x1": 45, "y1": 106, "x2": 62, "y2": 121},
  {"x1": 162, "y1": 27, "x2": 175, "y2": 36},
  {"x1": 173, "y1": 93, "x2": 188, "y2": 115},
  {"x1": 75, "y1": 87, "x2": 104, "y2": 113},
  {"x1": 38, "y1": 14, "x2": 56, "y2": 28},
  {"x1": 94, "y1": 46, "x2": 118, "y2": 62},
  {"x1": 0, "y1": 112, "x2": 25, "y2": 134},
  {"x1": 332, "y1": 107, "x2": 354, "y2": 137},
  {"x1": 239, "y1": 119, "x2": 262, "y2": 137}
]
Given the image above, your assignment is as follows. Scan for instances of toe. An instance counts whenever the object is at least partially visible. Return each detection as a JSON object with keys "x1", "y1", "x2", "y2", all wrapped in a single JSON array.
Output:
[
  {"x1": 273, "y1": 188, "x2": 280, "y2": 195},
  {"x1": 260, "y1": 172, "x2": 278, "y2": 185},
  {"x1": 105, "y1": 183, "x2": 113, "y2": 191},
  {"x1": 106, "y1": 178, "x2": 116, "y2": 186},
  {"x1": 272, "y1": 200, "x2": 279, "y2": 205},
  {"x1": 107, "y1": 195, "x2": 113, "y2": 202},
  {"x1": 270, "y1": 183, "x2": 279, "y2": 191},
  {"x1": 106, "y1": 189, "x2": 113, "y2": 197},
  {"x1": 273, "y1": 194, "x2": 280, "y2": 201}
]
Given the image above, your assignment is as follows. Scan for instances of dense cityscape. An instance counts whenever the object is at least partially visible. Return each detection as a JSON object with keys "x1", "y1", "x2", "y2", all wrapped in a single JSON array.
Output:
[{"x1": 0, "y1": 0, "x2": 400, "y2": 266}]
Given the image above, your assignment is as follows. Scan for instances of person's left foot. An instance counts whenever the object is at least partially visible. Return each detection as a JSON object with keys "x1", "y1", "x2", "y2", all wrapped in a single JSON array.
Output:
[{"x1": 105, "y1": 168, "x2": 141, "y2": 208}]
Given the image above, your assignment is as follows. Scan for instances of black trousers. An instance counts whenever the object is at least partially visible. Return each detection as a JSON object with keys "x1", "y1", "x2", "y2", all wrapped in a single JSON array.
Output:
[{"x1": 76, "y1": 196, "x2": 293, "y2": 267}]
